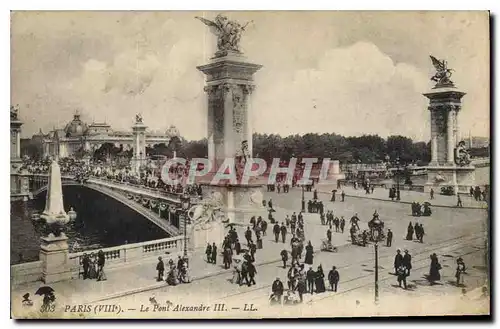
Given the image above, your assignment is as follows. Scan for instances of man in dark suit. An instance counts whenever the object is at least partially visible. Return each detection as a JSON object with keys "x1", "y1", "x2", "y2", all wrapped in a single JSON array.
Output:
[
  {"x1": 272, "y1": 277, "x2": 284, "y2": 303},
  {"x1": 403, "y1": 249, "x2": 412, "y2": 276},
  {"x1": 394, "y1": 249, "x2": 403, "y2": 274},
  {"x1": 328, "y1": 266, "x2": 340, "y2": 292}
]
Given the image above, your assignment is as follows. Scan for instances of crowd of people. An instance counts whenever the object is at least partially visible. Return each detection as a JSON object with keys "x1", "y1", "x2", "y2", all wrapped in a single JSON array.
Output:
[
  {"x1": 156, "y1": 255, "x2": 190, "y2": 285},
  {"x1": 80, "y1": 250, "x2": 107, "y2": 281}
]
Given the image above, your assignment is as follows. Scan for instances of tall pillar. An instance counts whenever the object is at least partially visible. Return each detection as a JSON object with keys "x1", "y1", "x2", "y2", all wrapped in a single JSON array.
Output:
[
  {"x1": 10, "y1": 107, "x2": 23, "y2": 166},
  {"x1": 423, "y1": 56, "x2": 475, "y2": 193},
  {"x1": 446, "y1": 109, "x2": 455, "y2": 164},
  {"x1": 196, "y1": 14, "x2": 266, "y2": 228},
  {"x1": 131, "y1": 115, "x2": 147, "y2": 173}
]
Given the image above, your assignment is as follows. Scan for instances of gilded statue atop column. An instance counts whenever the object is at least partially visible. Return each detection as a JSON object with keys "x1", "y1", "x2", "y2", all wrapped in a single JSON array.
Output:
[{"x1": 196, "y1": 14, "x2": 252, "y2": 53}]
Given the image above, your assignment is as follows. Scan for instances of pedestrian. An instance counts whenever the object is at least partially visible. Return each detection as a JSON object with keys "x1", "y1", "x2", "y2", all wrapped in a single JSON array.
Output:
[
  {"x1": 430, "y1": 188, "x2": 434, "y2": 200},
  {"x1": 240, "y1": 261, "x2": 249, "y2": 286},
  {"x1": 313, "y1": 189, "x2": 318, "y2": 200},
  {"x1": 205, "y1": 243, "x2": 212, "y2": 263},
  {"x1": 406, "y1": 222, "x2": 414, "y2": 241},
  {"x1": 340, "y1": 217, "x2": 345, "y2": 233},
  {"x1": 280, "y1": 222, "x2": 287, "y2": 243},
  {"x1": 273, "y1": 222, "x2": 280, "y2": 243},
  {"x1": 305, "y1": 241, "x2": 314, "y2": 265},
  {"x1": 455, "y1": 257, "x2": 466, "y2": 287},
  {"x1": 457, "y1": 194, "x2": 463, "y2": 207},
  {"x1": 223, "y1": 247, "x2": 232, "y2": 269},
  {"x1": 261, "y1": 219, "x2": 268, "y2": 236},
  {"x1": 245, "y1": 226, "x2": 253, "y2": 246},
  {"x1": 341, "y1": 189, "x2": 345, "y2": 202},
  {"x1": 280, "y1": 249, "x2": 288, "y2": 268},
  {"x1": 328, "y1": 266, "x2": 340, "y2": 292},
  {"x1": 268, "y1": 198, "x2": 273, "y2": 210},
  {"x1": 235, "y1": 239, "x2": 241, "y2": 255},
  {"x1": 271, "y1": 277, "x2": 284, "y2": 304},
  {"x1": 306, "y1": 267, "x2": 316, "y2": 294},
  {"x1": 396, "y1": 265, "x2": 408, "y2": 289},
  {"x1": 331, "y1": 189, "x2": 336, "y2": 202},
  {"x1": 414, "y1": 223, "x2": 420, "y2": 241},
  {"x1": 327, "y1": 227, "x2": 332, "y2": 243},
  {"x1": 96, "y1": 250, "x2": 107, "y2": 281},
  {"x1": 211, "y1": 243, "x2": 218, "y2": 265},
  {"x1": 419, "y1": 224, "x2": 425, "y2": 243},
  {"x1": 428, "y1": 253, "x2": 442, "y2": 284},
  {"x1": 386, "y1": 229, "x2": 393, "y2": 247},
  {"x1": 403, "y1": 250, "x2": 412, "y2": 276},
  {"x1": 394, "y1": 249, "x2": 403, "y2": 274},
  {"x1": 248, "y1": 261, "x2": 257, "y2": 286},
  {"x1": 315, "y1": 265, "x2": 326, "y2": 293},
  {"x1": 156, "y1": 256, "x2": 165, "y2": 282},
  {"x1": 82, "y1": 253, "x2": 90, "y2": 280}
]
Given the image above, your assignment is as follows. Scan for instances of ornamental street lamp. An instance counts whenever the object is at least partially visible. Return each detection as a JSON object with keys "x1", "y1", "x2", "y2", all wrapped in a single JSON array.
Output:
[
  {"x1": 371, "y1": 217, "x2": 383, "y2": 304},
  {"x1": 180, "y1": 193, "x2": 191, "y2": 259},
  {"x1": 395, "y1": 157, "x2": 401, "y2": 201}
]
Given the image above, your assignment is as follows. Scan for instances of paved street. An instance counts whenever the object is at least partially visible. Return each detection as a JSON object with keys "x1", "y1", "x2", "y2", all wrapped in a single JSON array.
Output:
[{"x1": 11, "y1": 185, "x2": 487, "y2": 319}]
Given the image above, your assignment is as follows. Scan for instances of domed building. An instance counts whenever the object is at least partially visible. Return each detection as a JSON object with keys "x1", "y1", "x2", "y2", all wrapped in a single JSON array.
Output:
[
  {"x1": 42, "y1": 112, "x2": 172, "y2": 167},
  {"x1": 64, "y1": 112, "x2": 89, "y2": 138}
]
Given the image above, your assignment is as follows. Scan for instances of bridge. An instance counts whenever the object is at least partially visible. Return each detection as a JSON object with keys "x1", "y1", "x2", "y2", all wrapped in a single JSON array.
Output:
[{"x1": 28, "y1": 174, "x2": 202, "y2": 237}]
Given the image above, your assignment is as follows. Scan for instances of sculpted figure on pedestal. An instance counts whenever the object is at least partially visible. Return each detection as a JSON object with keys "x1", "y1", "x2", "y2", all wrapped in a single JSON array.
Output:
[
  {"x1": 196, "y1": 14, "x2": 252, "y2": 53},
  {"x1": 455, "y1": 141, "x2": 471, "y2": 167},
  {"x1": 430, "y1": 55, "x2": 454, "y2": 87}
]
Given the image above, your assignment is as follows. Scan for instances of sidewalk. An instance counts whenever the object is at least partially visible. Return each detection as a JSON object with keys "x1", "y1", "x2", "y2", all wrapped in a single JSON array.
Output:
[
  {"x1": 12, "y1": 210, "x2": 347, "y2": 305},
  {"x1": 315, "y1": 185, "x2": 487, "y2": 210}
]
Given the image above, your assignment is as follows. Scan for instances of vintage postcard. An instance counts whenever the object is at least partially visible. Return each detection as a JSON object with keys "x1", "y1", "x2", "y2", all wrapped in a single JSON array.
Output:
[{"x1": 10, "y1": 11, "x2": 490, "y2": 319}]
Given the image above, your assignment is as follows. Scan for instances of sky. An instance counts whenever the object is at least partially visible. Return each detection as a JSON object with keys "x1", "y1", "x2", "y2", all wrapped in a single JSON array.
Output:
[{"x1": 11, "y1": 11, "x2": 490, "y2": 142}]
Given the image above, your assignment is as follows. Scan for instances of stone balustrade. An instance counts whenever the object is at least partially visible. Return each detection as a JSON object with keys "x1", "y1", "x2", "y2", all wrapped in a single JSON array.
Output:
[
  {"x1": 68, "y1": 235, "x2": 185, "y2": 277},
  {"x1": 11, "y1": 261, "x2": 43, "y2": 286}
]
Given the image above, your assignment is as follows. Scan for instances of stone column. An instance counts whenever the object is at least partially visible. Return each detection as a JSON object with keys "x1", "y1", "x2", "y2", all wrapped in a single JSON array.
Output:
[
  {"x1": 16, "y1": 130, "x2": 21, "y2": 159},
  {"x1": 447, "y1": 108, "x2": 455, "y2": 164},
  {"x1": 431, "y1": 135, "x2": 438, "y2": 164}
]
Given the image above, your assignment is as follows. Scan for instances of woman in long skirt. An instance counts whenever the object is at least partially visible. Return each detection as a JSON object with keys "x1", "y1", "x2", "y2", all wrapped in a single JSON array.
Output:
[
  {"x1": 428, "y1": 253, "x2": 442, "y2": 283},
  {"x1": 314, "y1": 265, "x2": 326, "y2": 293},
  {"x1": 406, "y1": 222, "x2": 414, "y2": 241}
]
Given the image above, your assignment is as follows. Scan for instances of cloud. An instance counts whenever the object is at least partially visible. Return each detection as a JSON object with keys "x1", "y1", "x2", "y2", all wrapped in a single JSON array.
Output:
[{"x1": 253, "y1": 41, "x2": 430, "y2": 140}]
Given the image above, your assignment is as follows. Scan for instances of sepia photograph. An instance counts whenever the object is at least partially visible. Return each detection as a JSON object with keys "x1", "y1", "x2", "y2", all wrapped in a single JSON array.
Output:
[{"x1": 9, "y1": 10, "x2": 490, "y2": 319}]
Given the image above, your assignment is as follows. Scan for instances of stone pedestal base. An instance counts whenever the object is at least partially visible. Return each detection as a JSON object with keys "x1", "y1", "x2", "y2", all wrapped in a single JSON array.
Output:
[
  {"x1": 424, "y1": 165, "x2": 476, "y2": 194},
  {"x1": 189, "y1": 221, "x2": 226, "y2": 251},
  {"x1": 39, "y1": 233, "x2": 72, "y2": 283},
  {"x1": 203, "y1": 183, "x2": 267, "y2": 226}
]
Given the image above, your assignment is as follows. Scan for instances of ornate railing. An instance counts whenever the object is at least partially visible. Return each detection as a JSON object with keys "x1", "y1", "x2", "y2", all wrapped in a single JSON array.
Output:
[{"x1": 68, "y1": 235, "x2": 185, "y2": 277}]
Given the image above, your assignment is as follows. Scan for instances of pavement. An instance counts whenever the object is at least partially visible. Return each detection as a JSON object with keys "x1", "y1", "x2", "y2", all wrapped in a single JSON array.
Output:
[
  {"x1": 315, "y1": 184, "x2": 488, "y2": 209},
  {"x1": 12, "y1": 183, "x2": 489, "y2": 318}
]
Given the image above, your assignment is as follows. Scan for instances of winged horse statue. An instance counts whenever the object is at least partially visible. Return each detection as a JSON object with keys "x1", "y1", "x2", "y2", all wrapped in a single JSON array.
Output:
[{"x1": 429, "y1": 55, "x2": 454, "y2": 87}]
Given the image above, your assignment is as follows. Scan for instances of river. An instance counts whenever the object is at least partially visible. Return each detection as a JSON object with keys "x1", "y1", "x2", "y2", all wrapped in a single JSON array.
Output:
[{"x1": 10, "y1": 185, "x2": 169, "y2": 265}]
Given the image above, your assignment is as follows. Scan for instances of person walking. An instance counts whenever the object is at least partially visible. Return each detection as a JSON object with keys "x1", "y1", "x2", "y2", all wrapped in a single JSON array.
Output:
[
  {"x1": 455, "y1": 257, "x2": 466, "y2": 287},
  {"x1": 331, "y1": 189, "x2": 336, "y2": 202},
  {"x1": 340, "y1": 217, "x2": 345, "y2": 233},
  {"x1": 304, "y1": 241, "x2": 314, "y2": 266},
  {"x1": 273, "y1": 222, "x2": 280, "y2": 243},
  {"x1": 96, "y1": 250, "x2": 107, "y2": 281},
  {"x1": 396, "y1": 265, "x2": 408, "y2": 289},
  {"x1": 248, "y1": 261, "x2": 257, "y2": 286},
  {"x1": 280, "y1": 249, "x2": 289, "y2": 269},
  {"x1": 211, "y1": 243, "x2": 218, "y2": 265},
  {"x1": 156, "y1": 256, "x2": 165, "y2": 282},
  {"x1": 328, "y1": 266, "x2": 340, "y2": 292},
  {"x1": 406, "y1": 222, "x2": 414, "y2": 241},
  {"x1": 82, "y1": 253, "x2": 90, "y2": 280},
  {"x1": 327, "y1": 227, "x2": 332, "y2": 243},
  {"x1": 245, "y1": 226, "x2": 253, "y2": 246},
  {"x1": 428, "y1": 253, "x2": 442, "y2": 284},
  {"x1": 457, "y1": 194, "x2": 463, "y2": 207},
  {"x1": 280, "y1": 222, "x2": 288, "y2": 243},
  {"x1": 341, "y1": 189, "x2": 345, "y2": 202},
  {"x1": 386, "y1": 229, "x2": 393, "y2": 247},
  {"x1": 403, "y1": 249, "x2": 412, "y2": 276},
  {"x1": 306, "y1": 267, "x2": 316, "y2": 294},
  {"x1": 394, "y1": 249, "x2": 403, "y2": 274},
  {"x1": 430, "y1": 188, "x2": 434, "y2": 200},
  {"x1": 419, "y1": 224, "x2": 425, "y2": 243},
  {"x1": 271, "y1": 277, "x2": 284, "y2": 304}
]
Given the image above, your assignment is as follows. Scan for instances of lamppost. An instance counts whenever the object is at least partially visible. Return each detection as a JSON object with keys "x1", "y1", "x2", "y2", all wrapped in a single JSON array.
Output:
[
  {"x1": 371, "y1": 217, "x2": 383, "y2": 304},
  {"x1": 180, "y1": 193, "x2": 191, "y2": 259}
]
